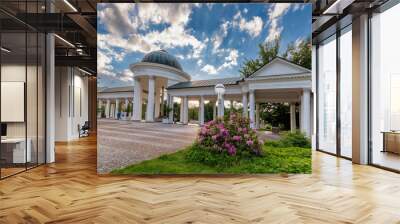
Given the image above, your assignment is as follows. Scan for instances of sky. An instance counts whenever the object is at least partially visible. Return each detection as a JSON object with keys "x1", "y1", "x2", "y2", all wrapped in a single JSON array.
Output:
[{"x1": 97, "y1": 3, "x2": 311, "y2": 88}]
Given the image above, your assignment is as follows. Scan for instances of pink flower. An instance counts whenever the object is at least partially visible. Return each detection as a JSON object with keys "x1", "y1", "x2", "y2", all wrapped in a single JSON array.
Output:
[
  {"x1": 212, "y1": 135, "x2": 218, "y2": 141},
  {"x1": 233, "y1": 135, "x2": 241, "y2": 141},
  {"x1": 246, "y1": 140, "x2": 253, "y2": 146},
  {"x1": 220, "y1": 128, "x2": 229, "y2": 137},
  {"x1": 227, "y1": 145, "x2": 236, "y2": 156}
]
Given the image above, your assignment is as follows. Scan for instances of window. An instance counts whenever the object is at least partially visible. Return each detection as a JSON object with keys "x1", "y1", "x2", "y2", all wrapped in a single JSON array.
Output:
[
  {"x1": 339, "y1": 26, "x2": 352, "y2": 158},
  {"x1": 0, "y1": 1, "x2": 46, "y2": 179},
  {"x1": 318, "y1": 35, "x2": 337, "y2": 154},
  {"x1": 370, "y1": 3, "x2": 400, "y2": 171}
]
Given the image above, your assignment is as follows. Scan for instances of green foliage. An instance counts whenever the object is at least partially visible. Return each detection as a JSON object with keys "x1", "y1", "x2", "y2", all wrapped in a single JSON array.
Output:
[
  {"x1": 164, "y1": 105, "x2": 172, "y2": 116},
  {"x1": 173, "y1": 102, "x2": 180, "y2": 122},
  {"x1": 126, "y1": 103, "x2": 132, "y2": 113},
  {"x1": 260, "y1": 102, "x2": 291, "y2": 130},
  {"x1": 185, "y1": 144, "x2": 243, "y2": 168},
  {"x1": 204, "y1": 102, "x2": 214, "y2": 122},
  {"x1": 239, "y1": 39, "x2": 280, "y2": 77},
  {"x1": 239, "y1": 37, "x2": 311, "y2": 77},
  {"x1": 283, "y1": 37, "x2": 311, "y2": 69},
  {"x1": 259, "y1": 39, "x2": 280, "y2": 64},
  {"x1": 265, "y1": 131, "x2": 311, "y2": 148},
  {"x1": 111, "y1": 144, "x2": 311, "y2": 174},
  {"x1": 188, "y1": 107, "x2": 199, "y2": 121}
]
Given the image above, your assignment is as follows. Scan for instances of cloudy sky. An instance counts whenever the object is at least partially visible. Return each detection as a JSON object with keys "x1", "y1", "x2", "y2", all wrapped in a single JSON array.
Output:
[{"x1": 97, "y1": 3, "x2": 311, "y2": 88}]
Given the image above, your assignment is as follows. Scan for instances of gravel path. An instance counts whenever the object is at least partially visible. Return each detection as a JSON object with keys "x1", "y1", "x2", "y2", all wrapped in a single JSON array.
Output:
[{"x1": 97, "y1": 119, "x2": 199, "y2": 173}]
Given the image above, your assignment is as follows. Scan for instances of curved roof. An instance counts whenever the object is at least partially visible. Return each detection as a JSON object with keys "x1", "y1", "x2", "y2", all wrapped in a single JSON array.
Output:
[{"x1": 141, "y1": 50, "x2": 182, "y2": 71}]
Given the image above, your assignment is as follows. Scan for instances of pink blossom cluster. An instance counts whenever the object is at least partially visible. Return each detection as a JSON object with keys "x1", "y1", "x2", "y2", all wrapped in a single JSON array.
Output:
[{"x1": 197, "y1": 113, "x2": 262, "y2": 156}]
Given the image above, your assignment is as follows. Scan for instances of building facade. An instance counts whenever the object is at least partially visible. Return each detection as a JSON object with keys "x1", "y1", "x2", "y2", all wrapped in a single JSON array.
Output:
[{"x1": 97, "y1": 51, "x2": 313, "y2": 137}]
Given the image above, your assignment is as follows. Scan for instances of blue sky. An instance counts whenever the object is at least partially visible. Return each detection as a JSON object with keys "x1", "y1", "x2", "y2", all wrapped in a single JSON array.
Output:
[{"x1": 97, "y1": 3, "x2": 311, "y2": 87}]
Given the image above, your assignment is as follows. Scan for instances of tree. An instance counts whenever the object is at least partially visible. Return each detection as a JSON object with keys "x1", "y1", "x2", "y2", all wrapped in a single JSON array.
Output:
[
  {"x1": 260, "y1": 103, "x2": 291, "y2": 130},
  {"x1": 239, "y1": 39, "x2": 280, "y2": 78},
  {"x1": 283, "y1": 37, "x2": 311, "y2": 69}
]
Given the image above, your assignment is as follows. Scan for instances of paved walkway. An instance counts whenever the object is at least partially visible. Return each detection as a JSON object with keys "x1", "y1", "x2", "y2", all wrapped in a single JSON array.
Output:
[{"x1": 97, "y1": 119, "x2": 199, "y2": 173}]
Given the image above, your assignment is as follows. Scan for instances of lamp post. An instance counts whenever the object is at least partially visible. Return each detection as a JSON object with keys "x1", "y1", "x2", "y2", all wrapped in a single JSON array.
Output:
[{"x1": 214, "y1": 84, "x2": 225, "y2": 118}]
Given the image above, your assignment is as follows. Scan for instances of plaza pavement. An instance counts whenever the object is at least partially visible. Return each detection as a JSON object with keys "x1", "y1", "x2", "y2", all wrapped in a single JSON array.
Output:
[{"x1": 97, "y1": 119, "x2": 199, "y2": 173}]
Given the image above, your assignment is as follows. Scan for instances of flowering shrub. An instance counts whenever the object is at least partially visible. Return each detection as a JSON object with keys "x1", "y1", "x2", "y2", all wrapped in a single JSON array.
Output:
[{"x1": 197, "y1": 113, "x2": 262, "y2": 157}]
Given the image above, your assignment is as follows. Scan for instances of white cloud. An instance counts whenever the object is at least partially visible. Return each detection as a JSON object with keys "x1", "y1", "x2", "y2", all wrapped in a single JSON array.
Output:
[
  {"x1": 200, "y1": 49, "x2": 239, "y2": 75},
  {"x1": 265, "y1": 3, "x2": 292, "y2": 43},
  {"x1": 97, "y1": 47, "x2": 115, "y2": 77},
  {"x1": 232, "y1": 12, "x2": 263, "y2": 38},
  {"x1": 294, "y1": 37, "x2": 304, "y2": 48},
  {"x1": 197, "y1": 59, "x2": 203, "y2": 66},
  {"x1": 201, "y1": 64, "x2": 218, "y2": 75},
  {"x1": 98, "y1": 4, "x2": 137, "y2": 36},
  {"x1": 144, "y1": 25, "x2": 205, "y2": 58},
  {"x1": 243, "y1": 8, "x2": 248, "y2": 14},
  {"x1": 98, "y1": 3, "x2": 206, "y2": 64},
  {"x1": 292, "y1": 3, "x2": 306, "y2": 12},
  {"x1": 219, "y1": 49, "x2": 239, "y2": 70},
  {"x1": 135, "y1": 3, "x2": 193, "y2": 30},
  {"x1": 211, "y1": 21, "x2": 230, "y2": 54},
  {"x1": 118, "y1": 69, "x2": 134, "y2": 82}
]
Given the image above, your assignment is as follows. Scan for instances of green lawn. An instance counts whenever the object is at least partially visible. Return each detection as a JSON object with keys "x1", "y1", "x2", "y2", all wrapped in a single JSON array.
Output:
[{"x1": 111, "y1": 145, "x2": 311, "y2": 174}]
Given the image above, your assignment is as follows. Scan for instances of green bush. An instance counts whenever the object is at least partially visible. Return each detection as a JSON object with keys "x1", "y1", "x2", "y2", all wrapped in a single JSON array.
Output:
[
  {"x1": 265, "y1": 131, "x2": 311, "y2": 148},
  {"x1": 186, "y1": 144, "x2": 239, "y2": 168},
  {"x1": 185, "y1": 143, "x2": 256, "y2": 168}
]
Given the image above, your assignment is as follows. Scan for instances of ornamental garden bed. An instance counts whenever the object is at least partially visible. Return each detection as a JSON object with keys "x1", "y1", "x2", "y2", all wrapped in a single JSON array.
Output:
[{"x1": 112, "y1": 114, "x2": 311, "y2": 174}]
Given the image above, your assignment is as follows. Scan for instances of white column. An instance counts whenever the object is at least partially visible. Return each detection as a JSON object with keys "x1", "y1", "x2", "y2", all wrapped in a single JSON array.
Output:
[
  {"x1": 105, "y1": 99, "x2": 111, "y2": 118},
  {"x1": 115, "y1": 99, "x2": 120, "y2": 119},
  {"x1": 249, "y1": 90, "x2": 255, "y2": 128},
  {"x1": 98, "y1": 99, "x2": 103, "y2": 118},
  {"x1": 212, "y1": 101, "x2": 216, "y2": 120},
  {"x1": 160, "y1": 87, "x2": 165, "y2": 117},
  {"x1": 46, "y1": 17, "x2": 55, "y2": 163},
  {"x1": 154, "y1": 86, "x2": 161, "y2": 119},
  {"x1": 290, "y1": 103, "x2": 296, "y2": 132},
  {"x1": 180, "y1": 97, "x2": 184, "y2": 122},
  {"x1": 218, "y1": 96, "x2": 224, "y2": 118},
  {"x1": 352, "y1": 14, "x2": 369, "y2": 164},
  {"x1": 199, "y1": 96, "x2": 205, "y2": 125},
  {"x1": 255, "y1": 103, "x2": 260, "y2": 129},
  {"x1": 300, "y1": 89, "x2": 311, "y2": 136},
  {"x1": 183, "y1": 96, "x2": 188, "y2": 124},
  {"x1": 124, "y1": 98, "x2": 129, "y2": 119},
  {"x1": 242, "y1": 92, "x2": 248, "y2": 117},
  {"x1": 132, "y1": 77, "x2": 142, "y2": 121},
  {"x1": 146, "y1": 76, "x2": 155, "y2": 122},
  {"x1": 168, "y1": 95, "x2": 174, "y2": 123}
]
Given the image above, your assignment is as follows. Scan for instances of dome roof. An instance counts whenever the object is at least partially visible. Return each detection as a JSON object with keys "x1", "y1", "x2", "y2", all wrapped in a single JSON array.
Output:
[{"x1": 141, "y1": 50, "x2": 182, "y2": 71}]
